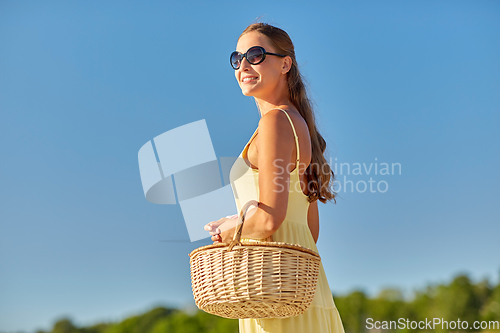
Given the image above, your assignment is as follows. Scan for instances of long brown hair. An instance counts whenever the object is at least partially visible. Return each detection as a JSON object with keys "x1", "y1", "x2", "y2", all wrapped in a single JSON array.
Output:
[{"x1": 239, "y1": 22, "x2": 337, "y2": 204}]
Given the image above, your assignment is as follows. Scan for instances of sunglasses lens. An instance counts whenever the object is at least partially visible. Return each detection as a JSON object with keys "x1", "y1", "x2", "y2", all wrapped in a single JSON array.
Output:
[
  {"x1": 247, "y1": 47, "x2": 264, "y2": 64},
  {"x1": 230, "y1": 52, "x2": 242, "y2": 69}
]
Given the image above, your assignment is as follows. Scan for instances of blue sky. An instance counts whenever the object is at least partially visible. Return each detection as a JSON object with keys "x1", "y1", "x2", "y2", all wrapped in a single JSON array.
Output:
[{"x1": 1, "y1": 1, "x2": 499, "y2": 332}]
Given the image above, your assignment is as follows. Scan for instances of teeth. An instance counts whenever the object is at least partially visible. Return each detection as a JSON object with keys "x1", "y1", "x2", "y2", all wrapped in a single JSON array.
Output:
[{"x1": 243, "y1": 77, "x2": 258, "y2": 82}]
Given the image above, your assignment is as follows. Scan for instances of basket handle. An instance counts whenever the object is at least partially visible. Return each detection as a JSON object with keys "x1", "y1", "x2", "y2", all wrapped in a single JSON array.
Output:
[{"x1": 226, "y1": 200, "x2": 258, "y2": 252}]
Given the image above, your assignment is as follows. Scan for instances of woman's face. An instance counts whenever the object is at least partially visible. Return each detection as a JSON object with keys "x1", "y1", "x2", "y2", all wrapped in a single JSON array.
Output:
[{"x1": 234, "y1": 31, "x2": 289, "y2": 98}]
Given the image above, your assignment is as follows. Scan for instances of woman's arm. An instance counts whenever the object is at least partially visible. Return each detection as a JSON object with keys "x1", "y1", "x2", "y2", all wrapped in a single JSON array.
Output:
[
  {"x1": 307, "y1": 199, "x2": 319, "y2": 244},
  {"x1": 240, "y1": 109, "x2": 298, "y2": 238},
  {"x1": 216, "y1": 109, "x2": 304, "y2": 242}
]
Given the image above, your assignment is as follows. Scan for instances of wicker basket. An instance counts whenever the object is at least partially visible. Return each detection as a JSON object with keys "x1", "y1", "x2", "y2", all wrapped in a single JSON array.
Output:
[{"x1": 189, "y1": 200, "x2": 321, "y2": 319}]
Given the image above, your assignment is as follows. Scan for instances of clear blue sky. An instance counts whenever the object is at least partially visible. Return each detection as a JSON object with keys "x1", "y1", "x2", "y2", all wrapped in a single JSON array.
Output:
[{"x1": 1, "y1": 1, "x2": 499, "y2": 332}]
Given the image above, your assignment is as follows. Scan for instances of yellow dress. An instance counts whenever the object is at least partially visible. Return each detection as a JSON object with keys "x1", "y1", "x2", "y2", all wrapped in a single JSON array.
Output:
[{"x1": 229, "y1": 108, "x2": 346, "y2": 333}]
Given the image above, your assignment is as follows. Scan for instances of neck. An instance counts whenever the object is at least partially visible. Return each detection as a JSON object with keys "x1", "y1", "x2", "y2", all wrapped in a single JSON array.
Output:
[{"x1": 254, "y1": 94, "x2": 292, "y2": 117}]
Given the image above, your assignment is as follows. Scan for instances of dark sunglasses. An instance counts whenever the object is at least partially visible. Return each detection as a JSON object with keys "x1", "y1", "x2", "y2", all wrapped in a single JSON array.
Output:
[{"x1": 230, "y1": 46, "x2": 286, "y2": 70}]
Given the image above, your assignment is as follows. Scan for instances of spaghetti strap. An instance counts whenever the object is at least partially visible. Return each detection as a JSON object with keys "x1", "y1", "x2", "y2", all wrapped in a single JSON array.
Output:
[{"x1": 273, "y1": 108, "x2": 300, "y2": 168}]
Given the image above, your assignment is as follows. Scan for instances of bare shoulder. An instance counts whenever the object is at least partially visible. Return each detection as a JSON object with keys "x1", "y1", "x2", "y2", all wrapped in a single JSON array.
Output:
[
  {"x1": 257, "y1": 107, "x2": 311, "y2": 162},
  {"x1": 259, "y1": 109, "x2": 303, "y2": 139},
  {"x1": 258, "y1": 109, "x2": 296, "y2": 133},
  {"x1": 250, "y1": 111, "x2": 290, "y2": 168}
]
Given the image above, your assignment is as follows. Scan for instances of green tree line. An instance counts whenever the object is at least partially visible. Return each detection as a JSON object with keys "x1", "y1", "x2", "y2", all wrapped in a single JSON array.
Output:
[
  {"x1": 335, "y1": 272, "x2": 500, "y2": 333},
  {"x1": 17, "y1": 271, "x2": 500, "y2": 333}
]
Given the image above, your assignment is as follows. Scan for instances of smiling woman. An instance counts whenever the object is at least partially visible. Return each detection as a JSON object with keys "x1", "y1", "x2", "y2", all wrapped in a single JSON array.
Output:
[{"x1": 204, "y1": 21, "x2": 344, "y2": 333}]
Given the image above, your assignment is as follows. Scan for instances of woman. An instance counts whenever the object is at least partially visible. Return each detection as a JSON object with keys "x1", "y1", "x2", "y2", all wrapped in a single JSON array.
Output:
[{"x1": 204, "y1": 22, "x2": 345, "y2": 333}]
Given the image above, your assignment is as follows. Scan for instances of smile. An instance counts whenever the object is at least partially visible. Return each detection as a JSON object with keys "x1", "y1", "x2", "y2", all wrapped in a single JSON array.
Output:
[{"x1": 242, "y1": 77, "x2": 258, "y2": 83}]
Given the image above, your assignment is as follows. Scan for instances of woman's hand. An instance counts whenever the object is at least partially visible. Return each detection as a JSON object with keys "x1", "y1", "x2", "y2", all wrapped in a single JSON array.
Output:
[
  {"x1": 204, "y1": 215, "x2": 239, "y2": 244},
  {"x1": 204, "y1": 204, "x2": 258, "y2": 244}
]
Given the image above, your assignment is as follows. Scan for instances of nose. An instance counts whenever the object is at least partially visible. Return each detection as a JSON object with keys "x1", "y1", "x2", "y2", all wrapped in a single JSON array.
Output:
[{"x1": 239, "y1": 56, "x2": 251, "y2": 71}]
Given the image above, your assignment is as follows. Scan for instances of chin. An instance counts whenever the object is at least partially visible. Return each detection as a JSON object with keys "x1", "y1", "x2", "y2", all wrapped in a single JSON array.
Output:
[
  {"x1": 241, "y1": 89, "x2": 255, "y2": 97},
  {"x1": 241, "y1": 86, "x2": 260, "y2": 97}
]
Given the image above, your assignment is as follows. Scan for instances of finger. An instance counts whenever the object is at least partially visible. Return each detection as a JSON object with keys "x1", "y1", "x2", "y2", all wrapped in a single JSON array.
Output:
[
  {"x1": 209, "y1": 228, "x2": 221, "y2": 236},
  {"x1": 209, "y1": 228, "x2": 220, "y2": 235},
  {"x1": 206, "y1": 223, "x2": 222, "y2": 231}
]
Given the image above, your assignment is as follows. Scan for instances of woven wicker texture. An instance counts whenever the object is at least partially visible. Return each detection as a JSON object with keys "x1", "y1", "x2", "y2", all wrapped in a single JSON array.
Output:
[
  {"x1": 189, "y1": 200, "x2": 321, "y2": 319},
  {"x1": 190, "y1": 241, "x2": 320, "y2": 319}
]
